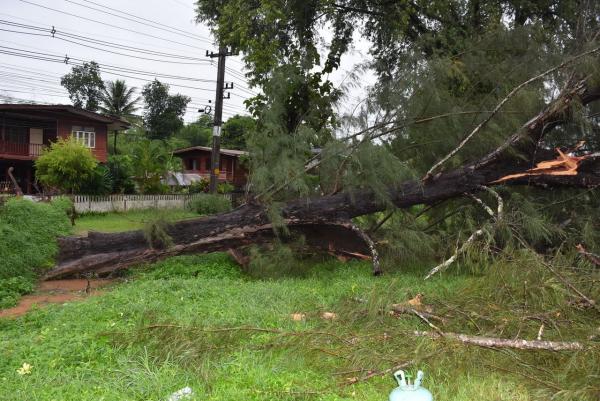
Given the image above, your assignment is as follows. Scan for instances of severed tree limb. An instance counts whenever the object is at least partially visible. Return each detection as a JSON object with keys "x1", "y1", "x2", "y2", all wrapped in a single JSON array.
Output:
[
  {"x1": 389, "y1": 304, "x2": 447, "y2": 323},
  {"x1": 426, "y1": 184, "x2": 505, "y2": 280},
  {"x1": 465, "y1": 193, "x2": 495, "y2": 217},
  {"x1": 346, "y1": 221, "x2": 381, "y2": 275},
  {"x1": 413, "y1": 330, "x2": 585, "y2": 351},
  {"x1": 424, "y1": 229, "x2": 486, "y2": 280},
  {"x1": 538, "y1": 259, "x2": 599, "y2": 312},
  {"x1": 424, "y1": 45, "x2": 600, "y2": 180}
]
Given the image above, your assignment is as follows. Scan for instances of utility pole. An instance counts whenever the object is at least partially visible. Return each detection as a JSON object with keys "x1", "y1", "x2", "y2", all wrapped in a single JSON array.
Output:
[{"x1": 206, "y1": 47, "x2": 235, "y2": 193}]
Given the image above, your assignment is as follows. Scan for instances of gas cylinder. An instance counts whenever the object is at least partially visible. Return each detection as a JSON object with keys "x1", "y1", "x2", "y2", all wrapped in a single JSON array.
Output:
[{"x1": 389, "y1": 370, "x2": 433, "y2": 401}]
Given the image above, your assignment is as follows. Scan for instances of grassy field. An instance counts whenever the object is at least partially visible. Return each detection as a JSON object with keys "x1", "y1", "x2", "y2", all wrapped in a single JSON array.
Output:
[
  {"x1": 74, "y1": 209, "x2": 199, "y2": 234},
  {"x1": 1, "y1": 251, "x2": 597, "y2": 401}
]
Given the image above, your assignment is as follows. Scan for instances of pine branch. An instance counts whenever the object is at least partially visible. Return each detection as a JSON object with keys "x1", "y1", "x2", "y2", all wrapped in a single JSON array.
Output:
[{"x1": 424, "y1": 45, "x2": 600, "y2": 180}]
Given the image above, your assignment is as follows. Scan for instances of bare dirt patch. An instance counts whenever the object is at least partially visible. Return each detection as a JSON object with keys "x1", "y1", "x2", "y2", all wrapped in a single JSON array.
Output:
[{"x1": 0, "y1": 278, "x2": 115, "y2": 318}]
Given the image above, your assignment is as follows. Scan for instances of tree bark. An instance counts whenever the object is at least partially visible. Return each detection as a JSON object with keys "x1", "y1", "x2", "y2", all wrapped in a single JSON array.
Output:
[
  {"x1": 45, "y1": 81, "x2": 600, "y2": 279},
  {"x1": 413, "y1": 330, "x2": 584, "y2": 351}
]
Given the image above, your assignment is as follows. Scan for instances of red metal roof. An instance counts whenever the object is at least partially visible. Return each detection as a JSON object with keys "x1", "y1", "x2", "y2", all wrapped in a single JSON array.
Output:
[
  {"x1": 0, "y1": 104, "x2": 130, "y2": 130},
  {"x1": 173, "y1": 145, "x2": 248, "y2": 157}
]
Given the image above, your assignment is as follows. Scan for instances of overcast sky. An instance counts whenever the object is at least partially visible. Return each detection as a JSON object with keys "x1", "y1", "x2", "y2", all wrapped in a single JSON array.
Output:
[{"x1": 0, "y1": 0, "x2": 375, "y2": 124}]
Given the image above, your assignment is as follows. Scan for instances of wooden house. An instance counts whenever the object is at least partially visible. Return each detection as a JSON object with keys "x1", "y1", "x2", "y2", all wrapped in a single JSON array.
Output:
[
  {"x1": 0, "y1": 104, "x2": 129, "y2": 194},
  {"x1": 173, "y1": 145, "x2": 248, "y2": 188}
]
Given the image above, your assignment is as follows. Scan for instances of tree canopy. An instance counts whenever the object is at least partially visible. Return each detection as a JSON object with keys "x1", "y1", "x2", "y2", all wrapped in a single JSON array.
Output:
[
  {"x1": 142, "y1": 80, "x2": 191, "y2": 140},
  {"x1": 60, "y1": 61, "x2": 105, "y2": 112},
  {"x1": 221, "y1": 114, "x2": 256, "y2": 150},
  {"x1": 99, "y1": 80, "x2": 140, "y2": 121}
]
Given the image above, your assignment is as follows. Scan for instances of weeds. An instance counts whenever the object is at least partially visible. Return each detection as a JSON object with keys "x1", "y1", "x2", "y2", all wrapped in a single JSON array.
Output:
[
  {"x1": 186, "y1": 194, "x2": 232, "y2": 215},
  {"x1": 0, "y1": 197, "x2": 72, "y2": 307}
]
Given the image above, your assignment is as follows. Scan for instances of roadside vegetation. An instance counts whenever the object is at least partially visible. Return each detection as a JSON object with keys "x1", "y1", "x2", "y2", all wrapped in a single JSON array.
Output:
[
  {"x1": 0, "y1": 198, "x2": 200, "y2": 308},
  {"x1": 0, "y1": 198, "x2": 71, "y2": 308}
]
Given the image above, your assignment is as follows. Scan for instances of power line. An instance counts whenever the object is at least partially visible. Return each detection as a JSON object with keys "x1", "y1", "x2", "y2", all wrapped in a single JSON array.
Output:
[
  {"x1": 0, "y1": 20, "x2": 257, "y2": 93},
  {"x1": 0, "y1": 65, "x2": 238, "y2": 103},
  {"x1": 0, "y1": 49, "x2": 252, "y2": 99},
  {"x1": 71, "y1": 0, "x2": 214, "y2": 44},
  {"x1": 18, "y1": 0, "x2": 208, "y2": 52},
  {"x1": 0, "y1": 45, "x2": 217, "y2": 85},
  {"x1": 0, "y1": 31, "x2": 257, "y2": 93},
  {"x1": 0, "y1": 20, "x2": 212, "y2": 64},
  {"x1": 0, "y1": 12, "x2": 204, "y2": 55}
]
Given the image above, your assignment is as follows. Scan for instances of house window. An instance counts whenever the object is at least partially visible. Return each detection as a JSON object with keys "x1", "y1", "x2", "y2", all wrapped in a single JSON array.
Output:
[
  {"x1": 5, "y1": 126, "x2": 28, "y2": 143},
  {"x1": 204, "y1": 158, "x2": 210, "y2": 171},
  {"x1": 71, "y1": 126, "x2": 95, "y2": 148}
]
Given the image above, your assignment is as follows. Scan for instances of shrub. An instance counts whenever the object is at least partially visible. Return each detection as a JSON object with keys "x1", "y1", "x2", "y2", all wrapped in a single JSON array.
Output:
[
  {"x1": 217, "y1": 182, "x2": 234, "y2": 194},
  {"x1": 0, "y1": 198, "x2": 72, "y2": 307},
  {"x1": 187, "y1": 194, "x2": 232, "y2": 215},
  {"x1": 79, "y1": 164, "x2": 113, "y2": 195},
  {"x1": 188, "y1": 178, "x2": 209, "y2": 194},
  {"x1": 35, "y1": 137, "x2": 98, "y2": 193},
  {"x1": 107, "y1": 155, "x2": 136, "y2": 194}
]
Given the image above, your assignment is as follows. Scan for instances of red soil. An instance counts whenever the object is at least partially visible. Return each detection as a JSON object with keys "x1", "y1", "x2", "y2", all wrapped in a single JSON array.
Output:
[{"x1": 0, "y1": 279, "x2": 114, "y2": 318}]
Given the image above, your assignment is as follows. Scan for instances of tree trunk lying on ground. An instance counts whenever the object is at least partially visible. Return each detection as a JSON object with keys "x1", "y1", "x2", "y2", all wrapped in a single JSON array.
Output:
[{"x1": 44, "y1": 80, "x2": 600, "y2": 279}]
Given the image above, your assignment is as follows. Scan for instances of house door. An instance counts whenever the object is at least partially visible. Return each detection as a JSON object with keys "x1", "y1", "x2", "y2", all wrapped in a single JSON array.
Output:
[{"x1": 29, "y1": 128, "x2": 43, "y2": 157}]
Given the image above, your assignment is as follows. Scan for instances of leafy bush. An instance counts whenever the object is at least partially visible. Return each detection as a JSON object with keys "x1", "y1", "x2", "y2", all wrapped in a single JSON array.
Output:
[
  {"x1": 35, "y1": 137, "x2": 98, "y2": 193},
  {"x1": 187, "y1": 194, "x2": 232, "y2": 215},
  {"x1": 188, "y1": 178, "x2": 209, "y2": 194},
  {"x1": 107, "y1": 155, "x2": 136, "y2": 194},
  {"x1": 0, "y1": 198, "x2": 72, "y2": 307},
  {"x1": 217, "y1": 182, "x2": 234, "y2": 194},
  {"x1": 79, "y1": 164, "x2": 113, "y2": 195}
]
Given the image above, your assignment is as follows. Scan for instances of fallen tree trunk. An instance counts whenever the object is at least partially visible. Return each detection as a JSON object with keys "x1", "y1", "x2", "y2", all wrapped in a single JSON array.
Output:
[{"x1": 45, "y1": 80, "x2": 600, "y2": 279}]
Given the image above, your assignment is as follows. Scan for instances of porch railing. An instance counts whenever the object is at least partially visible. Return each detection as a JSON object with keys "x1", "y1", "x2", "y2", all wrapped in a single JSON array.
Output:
[
  {"x1": 183, "y1": 170, "x2": 230, "y2": 180},
  {"x1": 0, "y1": 141, "x2": 44, "y2": 157}
]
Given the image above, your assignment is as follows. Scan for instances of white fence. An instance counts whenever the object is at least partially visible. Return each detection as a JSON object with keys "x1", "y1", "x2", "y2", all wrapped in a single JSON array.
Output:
[{"x1": 55, "y1": 193, "x2": 229, "y2": 213}]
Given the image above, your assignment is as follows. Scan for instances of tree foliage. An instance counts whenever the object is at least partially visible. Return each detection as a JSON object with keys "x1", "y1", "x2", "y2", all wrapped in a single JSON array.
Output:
[
  {"x1": 221, "y1": 114, "x2": 256, "y2": 149},
  {"x1": 60, "y1": 61, "x2": 105, "y2": 111},
  {"x1": 142, "y1": 80, "x2": 191, "y2": 140},
  {"x1": 35, "y1": 138, "x2": 98, "y2": 194},
  {"x1": 99, "y1": 80, "x2": 140, "y2": 120},
  {"x1": 174, "y1": 114, "x2": 213, "y2": 147},
  {"x1": 129, "y1": 139, "x2": 174, "y2": 194}
]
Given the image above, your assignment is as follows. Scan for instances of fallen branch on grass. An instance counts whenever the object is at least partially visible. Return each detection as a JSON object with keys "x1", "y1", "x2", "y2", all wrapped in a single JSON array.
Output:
[
  {"x1": 389, "y1": 304, "x2": 447, "y2": 324},
  {"x1": 414, "y1": 330, "x2": 585, "y2": 351},
  {"x1": 577, "y1": 244, "x2": 600, "y2": 267},
  {"x1": 424, "y1": 229, "x2": 486, "y2": 279}
]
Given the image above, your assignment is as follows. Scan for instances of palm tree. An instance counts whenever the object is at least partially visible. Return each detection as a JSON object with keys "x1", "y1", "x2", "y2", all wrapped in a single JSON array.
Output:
[{"x1": 99, "y1": 80, "x2": 140, "y2": 154}]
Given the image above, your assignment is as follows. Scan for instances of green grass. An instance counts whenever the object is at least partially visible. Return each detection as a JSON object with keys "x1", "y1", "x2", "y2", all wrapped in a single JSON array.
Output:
[
  {"x1": 1, "y1": 252, "x2": 597, "y2": 401},
  {"x1": 74, "y1": 209, "x2": 199, "y2": 234}
]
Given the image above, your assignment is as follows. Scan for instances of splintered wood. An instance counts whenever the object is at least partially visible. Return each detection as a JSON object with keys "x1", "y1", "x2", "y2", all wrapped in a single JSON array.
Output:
[{"x1": 493, "y1": 147, "x2": 588, "y2": 183}]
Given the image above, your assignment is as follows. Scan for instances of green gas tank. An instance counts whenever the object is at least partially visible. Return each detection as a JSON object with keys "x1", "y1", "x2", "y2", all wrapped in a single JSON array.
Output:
[{"x1": 389, "y1": 370, "x2": 433, "y2": 401}]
